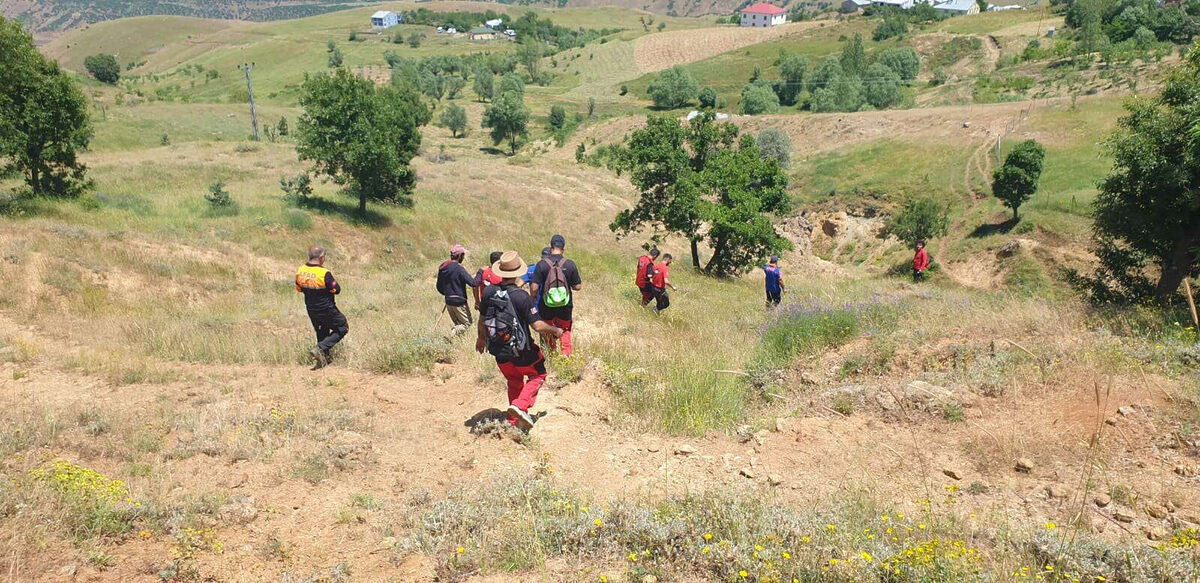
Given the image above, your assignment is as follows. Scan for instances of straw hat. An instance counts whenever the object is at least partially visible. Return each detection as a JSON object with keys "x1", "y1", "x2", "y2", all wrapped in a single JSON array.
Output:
[{"x1": 491, "y1": 251, "x2": 527, "y2": 279}]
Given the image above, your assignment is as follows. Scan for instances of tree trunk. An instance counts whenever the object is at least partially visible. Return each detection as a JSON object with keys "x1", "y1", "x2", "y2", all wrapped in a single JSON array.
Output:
[
  {"x1": 359, "y1": 193, "x2": 367, "y2": 214},
  {"x1": 29, "y1": 166, "x2": 39, "y2": 195},
  {"x1": 1012, "y1": 206, "x2": 1019, "y2": 221},
  {"x1": 690, "y1": 238, "x2": 701, "y2": 269},
  {"x1": 1153, "y1": 222, "x2": 1200, "y2": 301},
  {"x1": 705, "y1": 236, "x2": 728, "y2": 274}
]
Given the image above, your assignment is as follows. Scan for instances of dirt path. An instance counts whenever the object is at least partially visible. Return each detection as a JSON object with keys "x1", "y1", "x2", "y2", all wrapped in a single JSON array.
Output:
[{"x1": 982, "y1": 34, "x2": 1002, "y2": 74}]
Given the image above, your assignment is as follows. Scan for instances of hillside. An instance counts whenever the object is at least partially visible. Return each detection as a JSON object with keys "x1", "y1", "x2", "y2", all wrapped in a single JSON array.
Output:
[{"x1": 4, "y1": 3, "x2": 1200, "y2": 582}]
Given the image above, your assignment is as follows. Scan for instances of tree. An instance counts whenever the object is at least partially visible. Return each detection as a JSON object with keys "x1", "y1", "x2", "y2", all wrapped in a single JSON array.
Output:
[
  {"x1": 876, "y1": 47, "x2": 920, "y2": 82},
  {"x1": 991, "y1": 139, "x2": 1045, "y2": 220},
  {"x1": 0, "y1": 17, "x2": 93, "y2": 197},
  {"x1": 863, "y1": 63, "x2": 903, "y2": 109},
  {"x1": 296, "y1": 68, "x2": 431, "y2": 213},
  {"x1": 699, "y1": 86, "x2": 718, "y2": 109},
  {"x1": 408, "y1": 32, "x2": 423, "y2": 48},
  {"x1": 499, "y1": 72, "x2": 525, "y2": 96},
  {"x1": 473, "y1": 70, "x2": 494, "y2": 101},
  {"x1": 516, "y1": 42, "x2": 544, "y2": 79},
  {"x1": 548, "y1": 104, "x2": 566, "y2": 129},
  {"x1": 739, "y1": 83, "x2": 780, "y2": 115},
  {"x1": 808, "y1": 56, "x2": 842, "y2": 92},
  {"x1": 885, "y1": 197, "x2": 950, "y2": 248},
  {"x1": 756, "y1": 128, "x2": 791, "y2": 170},
  {"x1": 1075, "y1": 47, "x2": 1200, "y2": 303},
  {"x1": 445, "y1": 75, "x2": 466, "y2": 99},
  {"x1": 873, "y1": 16, "x2": 908, "y2": 42},
  {"x1": 647, "y1": 65, "x2": 698, "y2": 109},
  {"x1": 420, "y1": 71, "x2": 445, "y2": 101},
  {"x1": 277, "y1": 116, "x2": 289, "y2": 136},
  {"x1": 328, "y1": 47, "x2": 343, "y2": 68},
  {"x1": 841, "y1": 33, "x2": 867, "y2": 78},
  {"x1": 482, "y1": 90, "x2": 530, "y2": 155},
  {"x1": 608, "y1": 113, "x2": 791, "y2": 275},
  {"x1": 440, "y1": 103, "x2": 468, "y2": 137},
  {"x1": 775, "y1": 54, "x2": 808, "y2": 106},
  {"x1": 83, "y1": 53, "x2": 120, "y2": 84}
]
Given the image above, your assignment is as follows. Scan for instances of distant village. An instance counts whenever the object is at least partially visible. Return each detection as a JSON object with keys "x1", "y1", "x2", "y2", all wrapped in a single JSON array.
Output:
[{"x1": 370, "y1": 10, "x2": 517, "y2": 41}]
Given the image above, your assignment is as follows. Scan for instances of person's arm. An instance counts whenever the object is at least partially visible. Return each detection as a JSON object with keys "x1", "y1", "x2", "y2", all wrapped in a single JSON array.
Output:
[
  {"x1": 325, "y1": 271, "x2": 340, "y2": 294},
  {"x1": 532, "y1": 319, "x2": 563, "y2": 338},
  {"x1": 475, "y1": 316, "x2": 487, "y2": 353},
  {"x1": 570, "y1": 261, "x2": 582, "y2": 291},
  {"x1": 529, "y1": 262, "x2": 543, "y2": 297},
  {"x1": 472, "y1": 284, "x2": 482, "y2": 310},
  {"x1": 779, "y1": 272, "x2": 785, "y2": 292}
]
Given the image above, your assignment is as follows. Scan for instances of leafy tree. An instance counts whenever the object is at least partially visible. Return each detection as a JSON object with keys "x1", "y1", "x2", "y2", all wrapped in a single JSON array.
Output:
[
  {"x1": 647, "y1": 65, "x2": 698, "y2": 109},
  {"x1": 482, "y1": 90, "x2": 530, "y2": 154},
  {"x1": 516, "y1": 42, "x2": 544, "y2": 78},
  {"x1": 756, "y1": 128, "x2": 791, "y2": 170},
  {"x1": 876, "y1": 47, "x2": 920, "y2": 82},
  {"x1": 440, "y1": 103, "x2": 468, "y2": 137},
  {"x1": 0, "y1": 17, "x2": 93, "y2": 197},
  {"x1": 444, "y1": 75, "x2": 466, "y2": 99},
  {"x1": 698, "y1": 86, "x2": 718, "y2": 108},
  {"x1": 420, "y1": 71, "x2": 445, "y2": 100},
  {"x1": 548, "y1": 104, "x2": 566, "y2": 129},
  {"x1": 328, "y1": 47, "x2": 343, "y2": 68},
  {"x1": 841, "y1": 33, "x2": 868, "y2": 78},
  {"x1": 863, "y1": 63, "x2": 903, "y2": 109},
  {"x1": 280, "y1": 173, "x2": 313, "y2": 205},
  {"x1": 608, "y1": 113, "x2": 791, "y2": 275},
  {"x1": 885, "y1": 197, "x2": 950, "y2": 248},
  {"x1": 991, "y1": 139, "x2": 1045, "y2": 220},
  {"x1": 296, "y1": 68, "x2": 431, "y2": 212},
  {"x1": 1075, "y1": 47, "x2": 1200, "y2": 303},
  {"x1": 808, "y1": 56, "x2": 842, "y2": 92},
  {"x1": 499, "y1": 72, "x2": 525, "y2": 96},
  {"x1": 739, "y1": 83, "x2": 780, "y2": 115},
  {"x1": 873, "y1": 16, "x2": 908, "y2": 41},
  {"x1": 277, "y1": 116, "x2": 289, "y2": 136},
  {"x1": 775, "y1": 54, "x2": 808, "y2": 106},
  {"x1": 473, "y1": 70, "x2": 494, "y2": 101},
  {"x1": 83, "y1": 53, "x2": 120, "y2": 84}
]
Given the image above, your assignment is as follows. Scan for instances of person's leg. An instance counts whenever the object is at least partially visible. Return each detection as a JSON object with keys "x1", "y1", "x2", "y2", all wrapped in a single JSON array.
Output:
[
  {"x1": 498, "y1": 361, "x2": 524, "y2": 426},
  {"x1": 311, "y1": 314, "x2": 327, "y2": 345},
  {"x1": 448, "y1": 305, "x2": 470, "y2": 335},
  {"x1": 640, "y1": 287, "x2": 653, "y2": 307},
  {"x1": 655, "y1": 289, "x2": 669, "y2": 312},
  {"x1": 509, "y1": 361, "x2": 547, "y2": 413},
  {"x1": 553, "y1": 318, "x2": 573, "y2": 357},
  {"x1": 318, "y1": 311, "x2": 348, "y2": 354}
]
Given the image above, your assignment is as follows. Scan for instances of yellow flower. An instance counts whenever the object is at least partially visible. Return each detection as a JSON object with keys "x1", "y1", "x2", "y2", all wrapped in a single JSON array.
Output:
[
  {"x1": 456, "y1": 546, "x2": 465, "y2": 555},
  {"x1": 627, "y1": 553, "x2": 637, "y2": 562},
  {"x1": 830, "y1": 558, "x2": 840, "y2": 566},
  {"x1": 782, "y1": 551, "x2": 791, "y2": 560},
  {"x1": 801, "y1": 536, "x2": 811, "y2": 544},
  {"x1": 860, "y1": 551, "x2": 874, "y2": 563},
  {"x1": 599, "y1": 577, "x2": 607, "y2": 583},
  {"x1": 138, "y1": 529, "x2": 152, "y2": 539},
  {"x1": 881, "y1": 515, "x2": 890, "y2": 521},
  {"x1": 1044, "y1": 565, "x2": 1054, "y2": 571},
  {"x1": 702, "y1": 546, "x2": 710, "y2": 554},
  {"x1": 1044, "y1": 522, "x2": 1056, "y2": 530},
  {"x1": 594, "y1": 518, "x2": 604, "y2": 527},
  {"x1": 918, "y1": 523, "x2": 927, "y2": 530},
  {"x1": 754, "y1": 544, "x2": 763, "y2": 551},
  {"x1": 703, "y1": 532, "x2": 714, "y2": 541},
  {"x1": 827, "y1": 524, "x2": 836, "y2": 531},
  {"x1": 739, "y1": 570, "x2": 748, "y2": 578}
]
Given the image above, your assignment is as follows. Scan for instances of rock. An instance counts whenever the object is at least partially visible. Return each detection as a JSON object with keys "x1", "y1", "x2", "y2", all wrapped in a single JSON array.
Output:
[
  {"x1": 642, "y1": 576, "x2": 658, "y2": 583},
  {"x1": 1015, "y1": 458, "x2": 1035, "y2": 473},
  {"x1": 903, "y1": 380, "x2": 978, "y2": 411},
  {"x1": 996, "y1": 240, "x2": 1021, "y2": 258},
  {"x1": 1093, "y1": 493, "x2": 1111, "y2": 508},
  {"x1": 1145, "y1": 526, "x2": 1168, "y2": 541},
  {"x1": 225, "y1": 472, "x2": 248, "y2": 489},
  {"x1": 963, "y1": 121, "x2": 972, "y2": 128},
  {"x1": 217, "y1": 496, "x2": 258, "y2": 525},
  {"x1": 330, "y1": 430, "x2": 372, "y2": 461},
  {"x1": 646, "y1": 443, "x2": 661, "y2": 453},
  {"x1": 1113, "y1": 507, "x2": 1136, "y2": 523},
  {"x1": 768, "y1": 474, "x2": 784, "y2": 486},
  {"x1": 59, "y1": 565, "x2": 77, "y2": 577},
  {"x1": 735, "y1": 425, "x2": 754, "y2": 443},
  {"x1": 1046, "y1": 484, "x2": 1069, "y2": 500},
  {"x1": 821, "y1": 219, "x2": 840, "y2": 237},
  {"x1": 1146, "y1": 504, "x2": 1168, "y2": 519},
  {"x1": 674, "y1": 444, "x2": 697, "y2": 456},
  {"x1": 1088, "y1": 517, "x2": 1107, "y2": 533},
  {"x1": 773, "y1": 417, "x2": 786, "y2": 432},
  {"x1": 942, "y1": 467, "x2": 963, "y2": 481},
  {"x1": 800, "y1": 372, "x2": 819, "y2": 385},
  {"x1": 1175, "y1": 463, "x2": 1198, "y2": 478},
  {"x1": 753, "y1": 429, "x2": 769, "y2": 446},
  {"x1": 1117, "y1": 406, "x2": 1134, "y2": 417},
  {"x1": 739, "y1": 468, "x2": 756, "y2": 479},
  {"x1": 1104, "y1": 417, "x2": 1118, "y2": 426}
]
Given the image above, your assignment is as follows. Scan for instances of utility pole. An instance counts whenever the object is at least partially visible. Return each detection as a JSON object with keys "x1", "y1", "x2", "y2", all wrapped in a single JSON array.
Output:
[{"x1": 238, "y1": 62, "x2": 260, "y2": 141}]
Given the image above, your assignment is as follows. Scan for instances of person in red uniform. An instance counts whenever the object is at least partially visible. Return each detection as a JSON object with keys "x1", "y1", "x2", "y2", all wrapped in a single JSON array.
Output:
[
  {"x1": 912, "y1": 240, "x2": 930, "y2": 283},
  {"x1": 473, "y1": 251, "x2": 504, "y2": 310},
  {"x1": 635, "y1": 247, "x2": 660, "y2": 307},
  {"x1": 476, "y1": 251, "x2": 564, "y2": 431},
  {"x1": 295, "y1": 245, "x2": 346, "y2": 370},
  {"x1": 648, "y1": 253, "x2": 677, "y2": 313}
]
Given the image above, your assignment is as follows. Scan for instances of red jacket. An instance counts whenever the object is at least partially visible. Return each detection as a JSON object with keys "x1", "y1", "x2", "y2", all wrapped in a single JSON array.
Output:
[
  {"x1": 636, "y1": 255, "x2": 652, "y2": 287},
  {"x1": 913, "y1": 248, "x2": 930, "y2": 272}
]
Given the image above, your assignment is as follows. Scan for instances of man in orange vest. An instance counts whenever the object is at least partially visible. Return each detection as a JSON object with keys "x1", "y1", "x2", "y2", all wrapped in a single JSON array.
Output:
[{"x1": 296, "y1": 245, "x2": 347, "y2": 370}]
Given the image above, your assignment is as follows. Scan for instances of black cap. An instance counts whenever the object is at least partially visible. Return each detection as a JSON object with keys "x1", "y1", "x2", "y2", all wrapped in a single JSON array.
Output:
[
  {"x1": 541, "y1": 247, "x2": 552, "y2": 259},
  {"x1": 550, "y1": 234, "x2": 566, "y2": 249}
]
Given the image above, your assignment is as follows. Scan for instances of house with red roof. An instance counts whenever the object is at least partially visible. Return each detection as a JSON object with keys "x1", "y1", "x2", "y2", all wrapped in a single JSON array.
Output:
[{"x1": 739, "y1": 3, "x2": 788, "y2": 27}]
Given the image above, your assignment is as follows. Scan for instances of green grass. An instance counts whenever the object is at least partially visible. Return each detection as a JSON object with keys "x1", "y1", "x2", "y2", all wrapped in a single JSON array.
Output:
[
  {"x1": 934, "y1": 10, "x2": 1049, "y2": 35},
  {"x1": 792, "y1": 139, "x2": 969, "y2": 207}
]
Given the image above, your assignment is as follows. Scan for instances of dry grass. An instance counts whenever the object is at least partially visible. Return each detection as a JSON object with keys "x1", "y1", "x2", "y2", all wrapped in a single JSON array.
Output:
[{"x1": 632, "y1": 22, "x2": 820, "y2": 74}]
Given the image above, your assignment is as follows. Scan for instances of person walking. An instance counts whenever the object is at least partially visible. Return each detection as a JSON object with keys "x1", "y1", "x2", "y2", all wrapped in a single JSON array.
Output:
[
  {"x1": 636, "y1": 248, "x2": 660, "y2": 307},
  {"x1": 529, "y1": 235, "x2": 581, "y2": 356},
  {"x1": 912, "y1": 240, "x2": 930, "y2": 283},
  {"x1": 648, "y1": 253, "x2": 676, "y2": 313},
  {"x1": 764, "y1": 255, "x2": 784, "y2": 308},
  {"x1": 473, "y1": 251, "x2": 504, "y2": 311},
  {"x1": 436, "y1": 244, "x2": 476, "y2": 335},
  {"x1": 476, "y1": 251, "x2": 564, "y2": 431},
  {"x1": 295, "y1": 245, "x2": 347, "y2": 370}
]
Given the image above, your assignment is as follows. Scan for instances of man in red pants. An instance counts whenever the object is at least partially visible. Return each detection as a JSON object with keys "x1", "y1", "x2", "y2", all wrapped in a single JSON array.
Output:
[
  {"x1": 476, "y1": 251, "x2": 564, "y2": 431},
  {"x1": 530, "y1": 234, "x2": 582, "y2": 356}
]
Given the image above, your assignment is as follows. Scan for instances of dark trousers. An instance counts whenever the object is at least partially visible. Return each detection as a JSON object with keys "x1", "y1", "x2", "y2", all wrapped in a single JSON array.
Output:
[
  {"x1": 913, "y1": 268, "x2": 925, "y2": 283},
  {"x1": 766, "y1": 289, "x2": 782, "y2": 306},
  {"x1": 651, "y1": 287, "x2": 669, "y2": 311},
  {"x1": 309, "y1": 309, "x2": 348, "y2": 353}
]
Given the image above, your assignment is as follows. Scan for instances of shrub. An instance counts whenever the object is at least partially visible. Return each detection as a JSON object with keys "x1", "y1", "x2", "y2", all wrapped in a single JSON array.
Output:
[
  {"x1": 885, "y1": 197, "x2": 949, "y2": 247},
  {"x1": 873, "y1": 17, "x2": 907, "y2": 42},
  {"x1": 620, "y1": 84, "x2": 628, "y2": 96},
  {"x1": 548, "y1": 104, "x2": 566, "y2": 129},
  {"x1": 876, "y1": 47, "x2": 920, "y2": 82},
  {"x1": 739, "y1": 83, "x2": 780, "y2": 115},
  {"x1": 280, "y1": 173, "x2": 313, "y2": 205},
  {"x1": 204, "y1": 180, "x2": 234, "y2": 210},
  {"x1": 756, "y1": 128, "x2": 791, "y2": 169},
  {"x1": 84, "y1": 53, "x2": 120, "y2": 84},
  {"x1": 756, "y1": 301, "x2": 865, "y2": 368},
  {"x1": 698, "y1": 86, "x2": 718, "y2": 109},
  {"x1": 348, "y1": 31, "x2": 358, "y2": 42},
  {"x1": 863, "y1": 63, "x2": 903, "y2": 109},
  {"x1": 328, "y1": 47, "x2": 343, "y2": 68},
  {"x1": 283, "y1": 208, "x2": 313, "y2": 231},
  {"x1": 647, "y1": 66, "x2": 698, "y2": 109}
]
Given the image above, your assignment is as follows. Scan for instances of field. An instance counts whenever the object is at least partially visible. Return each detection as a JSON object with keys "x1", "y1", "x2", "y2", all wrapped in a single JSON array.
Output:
[{"x1": 4, "y1": 3, "x2": 1200, "y2": 582}]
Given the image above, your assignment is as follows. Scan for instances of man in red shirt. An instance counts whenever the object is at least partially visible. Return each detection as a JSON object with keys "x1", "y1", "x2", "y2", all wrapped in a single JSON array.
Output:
[
  {"x1": 473, "y1": 251, "x2": 504, "y2": 310},
  {"x1": 649, "y1": 253, "x2": 676, "y2": 313},
  {"x1": 635, "y1": 248, "x2": 660, "y2": 307},
  {"x1": 912, "y1": 240, "x2": 930, "y2": 283}
]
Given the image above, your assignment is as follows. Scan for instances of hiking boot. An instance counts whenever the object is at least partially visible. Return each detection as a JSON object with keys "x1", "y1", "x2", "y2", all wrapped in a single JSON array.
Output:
[
  {"x1": 310, "y1": 347, "x2": 328, "y2": 370},
  {"x1": 507, "y1": 405, "x2": 534, "y2": 431}
]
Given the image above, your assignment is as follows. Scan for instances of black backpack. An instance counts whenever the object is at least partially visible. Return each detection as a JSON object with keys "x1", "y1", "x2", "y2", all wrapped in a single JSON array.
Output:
[{"x1": 483, "y1": 287, "x2": 530, "y2": 360}]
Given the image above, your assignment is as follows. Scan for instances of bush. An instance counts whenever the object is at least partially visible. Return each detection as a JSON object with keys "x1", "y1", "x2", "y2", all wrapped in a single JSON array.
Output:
[
  {"x1": 756, "y1": 128, "x2": 791, "y2": 169},
  {"x1": 647, "y1": 66, "x2": 698, "y2": 109},
  {"x1": 885, "y1": 197, "x2": 949, "y2": 247},
  {"x1": 876, "y1": 47, "x2": 920, "y2": 82},
  {"x1": 756, "y1": 302, "x2": 863, "y2": 368},
  {"x1": 283, "y1": 208, "x2": 313, "y2": 231},
  {"x1": 698, "y1": 86, "x2": 718, "y2": 109},
  {"x1": 84, "y1": 53, "x2": 120, "y2": 84},
  {"x1": 204, "y1": 180, "x2": 235, "y2": 211},
  {"x1": 739, "y1": 83, "x2": 780, "y2": 115},
  {"x1": 873, "y1": 17, "x2": 907, "y2": 42},
  {"x1": 548, "y1": 104, "x2": 566, "y2": 129},
  {"x1": 328, "y1": 47, "x2": 343, "y2": 68},
  {"x1": 863, "y1": 63, "x2": 903, "y2": 109},
  {"x1": 280, "y1": 173, "x2": 313, "y2": 205},
  {"x1": 619, "y1": 84, "x2": 628, "y2": 96}
]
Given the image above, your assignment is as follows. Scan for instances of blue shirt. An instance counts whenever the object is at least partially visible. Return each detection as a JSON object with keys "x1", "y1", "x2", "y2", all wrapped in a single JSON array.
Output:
[{"x1": 764, "y1": 265, "x2": 782, "y2": 294}]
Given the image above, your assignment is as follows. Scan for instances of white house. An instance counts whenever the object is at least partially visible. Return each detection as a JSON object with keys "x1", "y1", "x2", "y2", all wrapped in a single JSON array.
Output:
[
  {"x1": 871, "y1": 0, "x2": 916, "y2": 9},
  {"x1": 371, "y1": 11, "x2": 400, "y2": 30},
  {"x1": 933, "y1": 0, "x2": 980, "y2": 15},
  {"x1": 739, "y1": 3, "x2": 788, "y2": 27},
  {"x1": 485, "y1": 18, "x2": 503, "y2": 28},
  {"x1": 988, "y1": 4, "x2": 1023, "y2": 10}
]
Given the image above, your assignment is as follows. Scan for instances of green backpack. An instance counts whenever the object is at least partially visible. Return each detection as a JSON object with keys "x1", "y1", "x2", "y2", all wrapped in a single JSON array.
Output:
[{"x1": 542, "y1": 258, "x2": 571, "y2": 308}]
